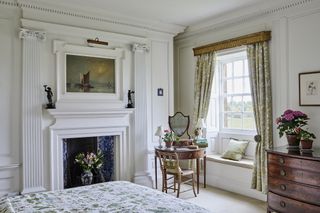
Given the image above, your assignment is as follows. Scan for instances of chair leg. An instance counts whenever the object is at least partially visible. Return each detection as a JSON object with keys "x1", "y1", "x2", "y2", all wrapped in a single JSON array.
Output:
[
  {"x1": 174, "y1": 177, "x2": 176, "y2": 192},
  {"x1": 192, "y1": 173, "x2": 197, "y2": 197},
  {"x1": 161, "y1": 172, "x2": 165, "y2": 192},
  {"x1": 177, "y1": 175, "x2": 181, "y2": 198}
]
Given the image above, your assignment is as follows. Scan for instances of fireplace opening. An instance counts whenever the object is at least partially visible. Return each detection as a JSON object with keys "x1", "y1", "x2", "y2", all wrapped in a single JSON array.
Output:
[{"x1": 63, "y1": 136, "x2": 116, "y2": 189}]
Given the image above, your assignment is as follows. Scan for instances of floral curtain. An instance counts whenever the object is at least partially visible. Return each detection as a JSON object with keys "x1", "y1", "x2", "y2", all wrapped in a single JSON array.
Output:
[
  {"x1": 247, "y1": 41, "x2": 273, "y2": 193},
  {"x1": 193, "y1": 52, "x2": 215, "y2": 126}
]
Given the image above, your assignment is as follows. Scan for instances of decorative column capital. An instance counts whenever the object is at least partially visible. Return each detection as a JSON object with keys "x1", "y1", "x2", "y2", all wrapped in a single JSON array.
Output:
[
  {"x1": 19, "y1": 28, "x2": 46, "y2": 41},
  {"x1": 132, "y1": 43, "x2": 149, "y2": 53}
]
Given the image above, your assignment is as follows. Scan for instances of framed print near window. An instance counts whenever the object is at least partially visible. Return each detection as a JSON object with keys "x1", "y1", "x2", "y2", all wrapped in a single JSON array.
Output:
[{"x1": 299, "y1": 71, "x2": 320, "y2": 106}]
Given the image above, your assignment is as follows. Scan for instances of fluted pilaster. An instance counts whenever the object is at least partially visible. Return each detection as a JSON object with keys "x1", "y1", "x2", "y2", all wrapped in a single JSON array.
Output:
[
  {"x1": 20, "y1": 28, "x2": 46, "y2": 194},
  {"x1": 132, "y1": 43, "x2": 153, "y2": 187}
]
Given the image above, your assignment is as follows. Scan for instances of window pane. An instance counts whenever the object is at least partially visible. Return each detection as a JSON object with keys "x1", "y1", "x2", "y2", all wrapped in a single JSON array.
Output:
[
  {"x1": 234, "y1": 60, "x2": 243, "y2": 77},
  {"x1": 231, "y1": 96, "x2": 242, "y2": 112},
  {"x1": 223, "y1": 97, "x2": 231, "y2": 112},
  {"x1": 244, "y1": 59, "x2": 249, "y2": 75},
  {"x1": 243, "y1": 95, "x2": 253, "y2": 112},
  {"x1": 226, "y1": 63, "x2": 233, "y2": 78},
  {"x1": 223, "y1": 113, "x2": 243, "y2": 129},
  {"x1": 243, "y1": 77, "x2": 250, "y2": 93},
  {"x1": 243, "y1": 113, "x2": 255, "y2": 129},
  {"x1": 231, "y1": 113, "x2": 242, "y2": 129},
  {"x1": 234, "y1": 78, "x2": 243, "y2": 93},
  {"x1": 224, "y1": 79, "x2": 233, "y2": 94},
  {"x1": 223, "y1": 113, "x2": 231, "y2": 128}
]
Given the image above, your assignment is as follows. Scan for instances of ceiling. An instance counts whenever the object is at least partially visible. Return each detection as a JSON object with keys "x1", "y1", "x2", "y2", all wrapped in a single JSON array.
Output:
[{"x1": 38, "y1": 0, "x2": 269, "y2": 28}]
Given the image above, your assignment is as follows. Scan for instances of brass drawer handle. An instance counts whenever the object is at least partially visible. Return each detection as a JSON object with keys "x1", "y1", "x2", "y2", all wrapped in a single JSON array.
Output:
[
  {"x1": 280, "y1": 184, "x2": 286, "y2": 191},
  {"x1": 279, "y1": 157, "x2": 285, "y2": 164},
  {"x1": 280, "y1": 201, "x2": 286, "y2": 208},
  {"x1": 280, "y1": 169, "x2": 286, "y2": 176}
]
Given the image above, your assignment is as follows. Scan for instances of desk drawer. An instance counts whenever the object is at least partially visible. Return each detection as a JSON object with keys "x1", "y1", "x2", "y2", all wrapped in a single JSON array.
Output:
[
  {"x1": 268, "y1": 164, "x2": 320, "y2": 185},
  {"x1": 268, "y1": 192, "x2": 320, "y2": 213},
  {"x1": 269, "y1": 177, "x2": 320, "y2": 205},
  {"x1": 268, "y1": 153, "x2": 320, "y2": 172}
]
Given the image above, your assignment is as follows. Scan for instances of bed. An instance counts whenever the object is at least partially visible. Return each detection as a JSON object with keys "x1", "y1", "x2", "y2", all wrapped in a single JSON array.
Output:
[{"x1": 0, "y1": 181, "x2": 211, "y2": 213}]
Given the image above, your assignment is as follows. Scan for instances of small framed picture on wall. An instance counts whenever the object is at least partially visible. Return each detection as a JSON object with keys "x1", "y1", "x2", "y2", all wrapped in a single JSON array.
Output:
[{"x1": 299, "y1": 71, "x2": 320, "y2": 106}]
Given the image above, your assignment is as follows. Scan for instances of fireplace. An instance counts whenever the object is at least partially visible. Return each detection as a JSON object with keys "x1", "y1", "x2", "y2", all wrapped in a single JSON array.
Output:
[
  {"x1": 63, "y1": 136, "x2": 116, "y2": 188},
  {"x1": 48, "y1": 109, "x2": 133, "y2": 190}
]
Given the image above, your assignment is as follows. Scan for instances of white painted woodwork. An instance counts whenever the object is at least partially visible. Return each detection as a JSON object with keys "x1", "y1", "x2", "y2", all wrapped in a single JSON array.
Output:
[
  {"x1": 48, "y1": 109, "x2": 133, "y2": 190},
  {"x1": 20, "y1": 29, "x2": 47, "y2": 194},
  {"x1": 132, "y1": 44, "x2": 153, "y2": 187}
]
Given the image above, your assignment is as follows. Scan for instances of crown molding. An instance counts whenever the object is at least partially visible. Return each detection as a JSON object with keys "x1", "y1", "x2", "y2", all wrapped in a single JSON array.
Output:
[
  {"x1": 176, "y1": 0, "x2": 315, "y2": 41},
  {"x1": 0, "y1": 0, "x2": 185, "y2": 37}
]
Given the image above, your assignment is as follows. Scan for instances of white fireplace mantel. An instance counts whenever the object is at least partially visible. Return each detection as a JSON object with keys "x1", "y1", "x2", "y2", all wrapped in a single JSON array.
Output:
[{"x1": 47, "y1": 108, "x2": 134, "y2": 190}]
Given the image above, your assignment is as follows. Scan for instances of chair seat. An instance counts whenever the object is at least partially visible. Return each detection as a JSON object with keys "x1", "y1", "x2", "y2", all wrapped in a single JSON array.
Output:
[{"x1": 181, "y1": 169, "x2": 194, "y2": 176}]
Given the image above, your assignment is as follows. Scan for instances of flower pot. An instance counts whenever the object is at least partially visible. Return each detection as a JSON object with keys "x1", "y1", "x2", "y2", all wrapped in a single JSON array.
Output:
[
  {"x1": 165, "y1": 141, "x2": 173, "y2": 148},
  {"x1": 286, "y1": 134, "x2": 300, "y2": 147},
  {"x1": 81, "y1": 170, "x2": 93, "y2": 185},
  {"x1": 300, "y1": 139, "x2": 313, "y2": 149}
]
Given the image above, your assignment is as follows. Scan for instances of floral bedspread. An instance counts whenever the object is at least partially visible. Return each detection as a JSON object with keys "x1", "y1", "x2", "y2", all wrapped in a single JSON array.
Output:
[{"x1": 0, "y1": 181, "x2": 211, "y2": 213}]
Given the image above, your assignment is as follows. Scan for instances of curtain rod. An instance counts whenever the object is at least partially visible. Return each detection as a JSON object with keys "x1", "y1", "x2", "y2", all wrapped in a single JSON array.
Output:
[{"x1": 193, "y1": 31, "x2": 271, "y2": 56}]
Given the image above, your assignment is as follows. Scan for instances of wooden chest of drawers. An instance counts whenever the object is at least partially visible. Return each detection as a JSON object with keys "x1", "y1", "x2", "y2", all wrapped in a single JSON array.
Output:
[{"x1": 267, "y1": 147, "x2": 320, "y2": 213}]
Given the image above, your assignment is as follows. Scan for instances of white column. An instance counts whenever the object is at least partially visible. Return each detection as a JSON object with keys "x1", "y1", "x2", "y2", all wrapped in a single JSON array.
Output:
[
  {"x1": 20, "y1": 29, "x2": 46, "y2": 194},
  {"x1": 132, "y1": 43, "x2": 153, "y2": 187}
]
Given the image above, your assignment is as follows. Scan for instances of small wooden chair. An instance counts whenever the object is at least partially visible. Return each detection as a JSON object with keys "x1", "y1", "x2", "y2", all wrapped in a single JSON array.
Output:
[{"x1": 157, "y1": 150, "x2": 196, "y2": 198}]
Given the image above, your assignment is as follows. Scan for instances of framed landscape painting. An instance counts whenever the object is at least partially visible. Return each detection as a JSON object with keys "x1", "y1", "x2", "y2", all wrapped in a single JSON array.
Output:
[
  {"x1": 66, "y1": 54, "x2": 115, "y2": 93},
  {"x1": 299, "y1": 71, "x2": 320, "y2": 106}
]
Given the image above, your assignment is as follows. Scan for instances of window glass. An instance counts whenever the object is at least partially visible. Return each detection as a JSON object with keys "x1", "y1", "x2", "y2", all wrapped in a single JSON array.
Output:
[
  {"x1": 234, "y1": 60, "x2": 243, "y2": 77},
  {"x1": 207, "y1": 49, "x2": 256, "y2": 132}
]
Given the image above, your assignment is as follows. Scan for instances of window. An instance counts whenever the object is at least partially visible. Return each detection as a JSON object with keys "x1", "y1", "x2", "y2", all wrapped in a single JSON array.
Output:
[{"x1": 207, "y1": 48, "x2": 256, "y2": 133}]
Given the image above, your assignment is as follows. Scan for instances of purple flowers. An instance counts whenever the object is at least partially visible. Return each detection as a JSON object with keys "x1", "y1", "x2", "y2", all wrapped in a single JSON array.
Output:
[{"x1": 276, "y1": 109, "x2": 309, "y2": 137}]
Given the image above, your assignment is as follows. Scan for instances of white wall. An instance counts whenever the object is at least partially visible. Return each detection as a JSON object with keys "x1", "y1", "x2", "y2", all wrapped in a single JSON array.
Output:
[
  {"x1": 174, "y1": 0, "x2": 320, "y2": 200},
  {"x1": 0, "y1": 5, "x2": 21, "y2": 197},
  {"x1": 0, "y1": 0, "x2": 178, "y2": 195}
]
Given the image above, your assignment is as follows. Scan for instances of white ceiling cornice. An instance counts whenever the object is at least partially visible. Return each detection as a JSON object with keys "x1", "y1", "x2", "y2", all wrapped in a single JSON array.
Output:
[
  {"x1": 175, "y1": 0, "x2": 314, "y2": 41},
  {"x1": 1, "y1": 0, "x2": 185, "y2": 36}
]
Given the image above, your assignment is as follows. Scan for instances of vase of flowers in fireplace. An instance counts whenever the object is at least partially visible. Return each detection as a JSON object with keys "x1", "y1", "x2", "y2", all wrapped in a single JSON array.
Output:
[{"x1": 75, "y1": 151, "x2": 103, "y2": 185}]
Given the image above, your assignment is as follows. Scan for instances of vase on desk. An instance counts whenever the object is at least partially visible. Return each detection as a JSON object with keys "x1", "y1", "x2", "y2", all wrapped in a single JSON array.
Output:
[{"x1": 165, "y1": 141, "x2": 173, "y2": 148}]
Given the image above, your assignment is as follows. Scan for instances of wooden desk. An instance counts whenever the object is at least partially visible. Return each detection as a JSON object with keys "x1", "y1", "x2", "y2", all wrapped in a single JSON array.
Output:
[{"x1": 154, "y1": 147, "x2": 206, "y2": 194}]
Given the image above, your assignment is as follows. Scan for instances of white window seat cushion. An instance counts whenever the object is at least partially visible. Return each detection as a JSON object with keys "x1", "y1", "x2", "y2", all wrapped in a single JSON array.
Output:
[{"x1": 207, "y1": 154, "x2": 254, "y2": 169}]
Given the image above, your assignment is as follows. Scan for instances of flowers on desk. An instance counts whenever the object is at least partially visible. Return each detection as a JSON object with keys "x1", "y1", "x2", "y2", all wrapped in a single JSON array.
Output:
[
  {"x1": 163, "y1": 130, "x2": 178, "y2": 148},
  {"x1": 163, "y1": 130, "x2": 176, "y2": 142},
  {"x1": 275, "y1": 109, "x2": 309, "y2": 138},
  {"x1": 75, "y1": 151, "x2": 104, "y2": 172}
]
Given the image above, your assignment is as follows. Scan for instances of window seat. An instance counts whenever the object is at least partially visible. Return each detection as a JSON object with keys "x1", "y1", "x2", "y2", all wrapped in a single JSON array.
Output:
[{"x1": 206, "y1": 154, "x2": 254, "y2": 169}]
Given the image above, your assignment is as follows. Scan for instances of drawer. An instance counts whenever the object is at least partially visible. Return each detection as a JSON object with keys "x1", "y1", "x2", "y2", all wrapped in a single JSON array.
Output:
[
  {"x1": 269, "y1": 177, "x2": 320, "y2": 205},
  {"x1": 268, "y1": 192, "x2": 320, "y2": 213},
  {"x1": 268, "y1": 164, "x2": 320, "y2": 185},
  {"x1": 268, "y1": 153, "x2": 320, "y2": 172}
]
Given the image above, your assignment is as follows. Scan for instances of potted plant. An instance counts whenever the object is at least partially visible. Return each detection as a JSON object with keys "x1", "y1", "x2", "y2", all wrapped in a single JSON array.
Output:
[
  {"x1": 298, "y1": 128, "x2": 316, "y2": 149},
  {"x1": 275, "y1": 109, "x2": 309, "y2": 147},
  {"x1": 163, "y1": 130, "x2": 176, "y2": 148}
]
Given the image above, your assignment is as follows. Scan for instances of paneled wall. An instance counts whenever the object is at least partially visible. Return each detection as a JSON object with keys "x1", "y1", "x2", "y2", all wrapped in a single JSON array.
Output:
[
  {"x1": 0, "y1": 6, "x2": 21, "y2": 197},
  {"x1": 0, "y1": 1, "x2": 177, "y2": 195}
]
